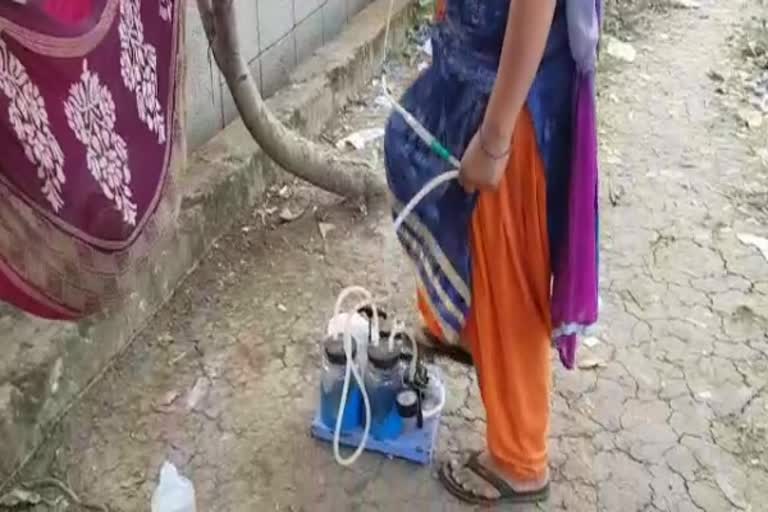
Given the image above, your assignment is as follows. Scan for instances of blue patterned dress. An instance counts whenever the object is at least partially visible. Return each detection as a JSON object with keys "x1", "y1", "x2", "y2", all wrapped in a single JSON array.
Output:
[{"x1": 386, "y1": 1, "x2": 576, "y2": 328}]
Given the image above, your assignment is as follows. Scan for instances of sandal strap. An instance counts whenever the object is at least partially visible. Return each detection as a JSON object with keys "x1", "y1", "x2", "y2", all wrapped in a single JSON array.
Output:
[
  {"x1": 466, "y1": 452, "x2": 550, "y2": 500},
  {"x1": 440, "y1": 453, "x2": 550, "y2": 505},
  {"x1": 465, "y1": 452, "x2": 518, "y2": 497},
  {"x1": 440, "y1": 462, "x2": 491, "y2": 505}
]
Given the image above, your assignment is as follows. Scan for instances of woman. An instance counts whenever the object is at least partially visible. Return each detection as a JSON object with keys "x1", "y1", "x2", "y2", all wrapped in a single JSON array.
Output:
[
  {"x1": 0, "y1": 0, "x2": 184, "y2": 319},
  {"x1": 384, "y1": 0, "x2": 601, "y2": 504}
]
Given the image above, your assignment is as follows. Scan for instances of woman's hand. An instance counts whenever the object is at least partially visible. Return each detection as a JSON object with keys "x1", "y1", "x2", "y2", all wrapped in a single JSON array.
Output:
[
  {"x1": 459, "y1": 0, "x2": 555, "y2": 193},
  {"x1": 458, "y1": 124, "x2": 511, "y2": 193}
]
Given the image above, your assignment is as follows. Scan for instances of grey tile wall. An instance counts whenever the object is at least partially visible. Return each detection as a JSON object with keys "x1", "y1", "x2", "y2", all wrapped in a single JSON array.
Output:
[
  {"x1": 260, "y1": 32, "x2": 298, "y2": 96},
  {"x1": 295, "y1": 10, "x2": 324, "y2": 64},
  {"x1": 321, "y1": 0, "x2": 347, "y2": 43},
  {"x1": 185, "y1": 1, "x2": 224, "y2": 150},
  {"x1": 186, "y1": 0, "x2": 375, "y2": 151}
]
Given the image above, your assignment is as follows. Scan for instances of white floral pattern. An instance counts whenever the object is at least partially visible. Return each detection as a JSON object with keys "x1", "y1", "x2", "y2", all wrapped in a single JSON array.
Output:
[
  {"x1": 64, "y1": 61, "x2": 137, "y2": 226},
  {"x1": 159, "y1": 0, "x2": 172, "y2": 21},
  {"x1": 0, "y1": 40, "x2": 66, "y2": 212},
  {"x1": 119, "y1": 0, "x2": 166, "y2": 143}
]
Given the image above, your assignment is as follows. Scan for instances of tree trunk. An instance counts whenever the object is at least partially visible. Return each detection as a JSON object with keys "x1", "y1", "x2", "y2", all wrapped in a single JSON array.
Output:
[{"x1": 196, "y1": 0, "x2": 387, "y2": 201}]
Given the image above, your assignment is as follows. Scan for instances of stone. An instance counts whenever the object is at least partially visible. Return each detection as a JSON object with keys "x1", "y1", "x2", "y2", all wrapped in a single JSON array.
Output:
[{"x1": 604, "y1": 35, "x2": 638, "y2": 62}]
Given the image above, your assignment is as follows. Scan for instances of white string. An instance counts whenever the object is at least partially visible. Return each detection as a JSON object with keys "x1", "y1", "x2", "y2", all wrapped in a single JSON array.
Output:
[{"x1": 382, "y1": 0, "x2": 395, "y2": 69}]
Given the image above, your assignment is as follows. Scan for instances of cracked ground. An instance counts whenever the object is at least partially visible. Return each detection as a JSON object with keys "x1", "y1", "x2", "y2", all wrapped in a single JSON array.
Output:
[{"x1": 17, "y1": 1, "x2": 768, "y2": 511}]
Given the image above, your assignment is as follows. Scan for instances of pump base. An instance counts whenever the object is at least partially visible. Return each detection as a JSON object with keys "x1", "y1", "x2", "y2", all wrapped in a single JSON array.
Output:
[
  {"x1": 310, "y1": 411, "x2": 440, "y2": 465},
  {"x1": 310, "y1": 367, "x2": 443, "y2": 465}
]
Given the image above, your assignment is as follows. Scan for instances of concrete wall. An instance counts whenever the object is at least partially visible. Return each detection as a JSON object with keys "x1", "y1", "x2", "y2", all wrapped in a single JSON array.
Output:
[{"x1": 185, "y1": 0, "x2": 376, "y2": 150}]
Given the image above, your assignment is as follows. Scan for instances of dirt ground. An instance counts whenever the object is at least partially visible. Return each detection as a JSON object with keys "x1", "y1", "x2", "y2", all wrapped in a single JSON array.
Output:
[{"x1": 10, "y1": 0, "x2": 768, "y2": 510}]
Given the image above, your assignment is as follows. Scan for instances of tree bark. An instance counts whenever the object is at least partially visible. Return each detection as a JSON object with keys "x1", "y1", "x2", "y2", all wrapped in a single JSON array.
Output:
[{"x1": 196, "y1": 0, "x2": 387, "y2": 200}]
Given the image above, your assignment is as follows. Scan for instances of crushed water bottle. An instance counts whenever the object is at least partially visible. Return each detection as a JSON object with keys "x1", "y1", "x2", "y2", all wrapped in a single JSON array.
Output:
[{"x1": 151, "y1": 461, "x2": 196, "y2": 512}]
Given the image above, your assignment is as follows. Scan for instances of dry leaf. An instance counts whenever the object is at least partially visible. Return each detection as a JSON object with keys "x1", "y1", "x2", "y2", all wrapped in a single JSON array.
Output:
[
  {"x1": 159, "y1": 390, "x2": 180, "y2": 407},
  {"x1": 318, "y1": 222, "x2": 336, "y2": 240},
  {"x1": 737, "y1": 232, "x2": 768, "y2": 262},
  {"x1": 335, "y1": 128, "x2": 385, "y2": 150},
  {"x1": 707, "y1": 70, "x2": 725, "y2": 82},
  {"x1": 578, "y1": 358, "x2": 607, "y2": 370},
  {"x1": 278, "y1": 207, "x2": 304, "y2": 223},
  {"x1": 738, "y1": 108, "x2": 763, "y2": 129},
  {"x1": 185, "y1": 377, "x2": 210, "y2": 411},
  {"x1": 669, "y1": 0, "x2": 701, "y2": 9},
  {"x1": 583, "y1": 336, "x2": 601, "y2": 348},
  {"x1": 0, "y1": 488, "x2": 42, "y2": 507}
]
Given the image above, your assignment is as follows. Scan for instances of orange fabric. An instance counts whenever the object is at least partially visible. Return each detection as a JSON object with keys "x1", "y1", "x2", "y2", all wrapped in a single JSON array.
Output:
[
  {"x1": 417, "y1": 288, "x2": 445, "y2": 341},
  {"x1": 435, "y1": 0, "x2": 446, "y2": 22},
  {"x1": 418, "y1": 109, "x2": 552, "y2": 482},
  {"x1": 465, "y1": 108, "x2": 552, "y2": 482}
]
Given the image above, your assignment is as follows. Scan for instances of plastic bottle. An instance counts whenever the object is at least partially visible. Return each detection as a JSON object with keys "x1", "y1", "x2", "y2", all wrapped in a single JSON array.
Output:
[
  {"x1": 319, "y1": 335, "x2": 362, "y2": 432},
  {"x1": 365, "y1": 344, "x2": 404, "y2": 440},
  {"x1": 326, "y1": 311, "x2": 371, "y2": 372},
  {"x1": 151, "y1": 461, "x2": 196, "y2": 512}
]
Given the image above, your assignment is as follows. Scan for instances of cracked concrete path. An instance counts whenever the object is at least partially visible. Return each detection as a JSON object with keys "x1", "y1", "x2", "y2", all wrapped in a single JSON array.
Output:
[{"x1": 16, "y1": 1, "x2": 768, "y2": 511}]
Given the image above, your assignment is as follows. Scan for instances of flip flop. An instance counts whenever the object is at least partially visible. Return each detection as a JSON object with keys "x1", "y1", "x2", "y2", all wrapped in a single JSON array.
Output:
[
  {"x1": 416, "y1": 328, "x2": 474, "y2": 366},
  {"x1": 438, "y1": 452, "x2": 550, "y2": 506}
]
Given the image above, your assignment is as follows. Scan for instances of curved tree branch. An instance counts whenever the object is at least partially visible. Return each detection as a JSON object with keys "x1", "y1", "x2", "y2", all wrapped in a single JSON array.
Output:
[{"x1": 196, "y1": 0, "x2": 387, "y2": 200}]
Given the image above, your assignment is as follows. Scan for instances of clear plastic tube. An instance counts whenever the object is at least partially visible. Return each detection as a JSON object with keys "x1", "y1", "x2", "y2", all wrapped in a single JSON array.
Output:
[
  {"x1": 392, "y1": 169, "x2": 459, "y2": 233},
  {"x1": 331, "y1": 287, "x2": 376, "y2": 466}
]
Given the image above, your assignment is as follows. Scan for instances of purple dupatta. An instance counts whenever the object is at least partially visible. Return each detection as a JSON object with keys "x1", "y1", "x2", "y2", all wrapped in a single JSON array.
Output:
[{"x1": 551, "y1": 0, "x2": 602, "y2": 369}]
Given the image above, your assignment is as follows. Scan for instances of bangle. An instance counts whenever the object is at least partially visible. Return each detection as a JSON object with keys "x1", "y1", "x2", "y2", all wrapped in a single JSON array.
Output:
[{"x1": 479, "y1": 124, "x2": 511, "y2": 160}]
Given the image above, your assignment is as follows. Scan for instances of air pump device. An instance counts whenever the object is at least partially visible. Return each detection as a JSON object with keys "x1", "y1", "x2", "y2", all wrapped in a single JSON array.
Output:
[
  {"x1": 310, "y1": 287, "x2": 447, "y2": 466},
  {"x1": 309, "y1": 144, "x2": 458, "y2": 466}
]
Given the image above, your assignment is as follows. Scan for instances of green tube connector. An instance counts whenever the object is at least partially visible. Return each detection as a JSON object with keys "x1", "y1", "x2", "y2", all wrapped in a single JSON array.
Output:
[{"x1": 429, "y1": 140, "x2": 454, "y2": 165}]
